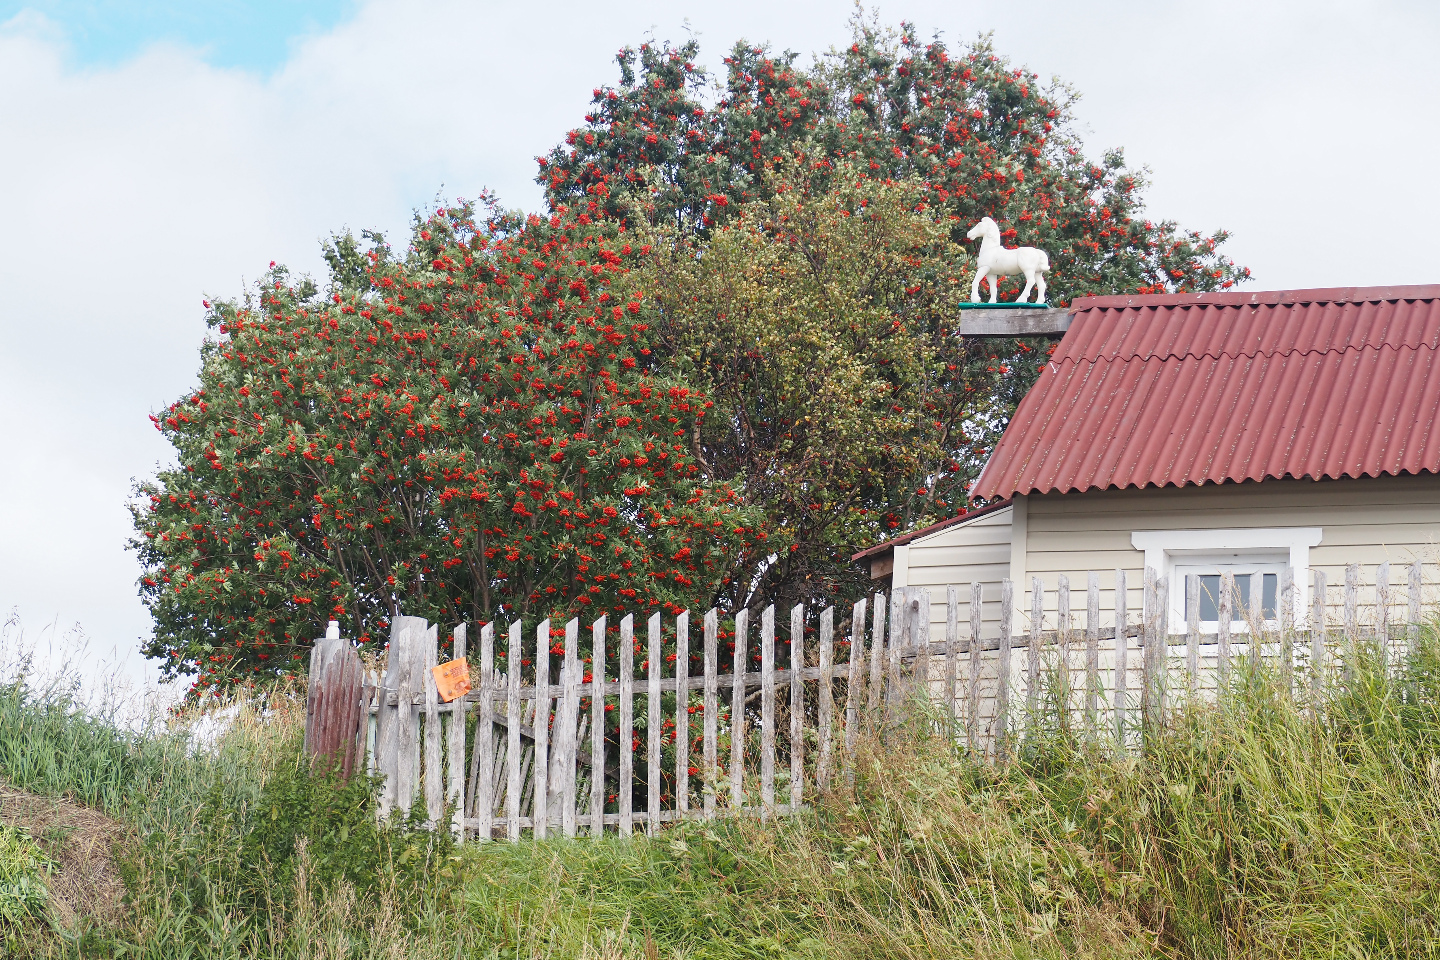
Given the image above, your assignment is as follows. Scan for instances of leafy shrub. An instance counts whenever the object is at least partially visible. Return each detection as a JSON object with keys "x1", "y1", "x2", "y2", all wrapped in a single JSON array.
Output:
[{"x1": 0, "y1": 823, "x2": 51, "y2": 929}]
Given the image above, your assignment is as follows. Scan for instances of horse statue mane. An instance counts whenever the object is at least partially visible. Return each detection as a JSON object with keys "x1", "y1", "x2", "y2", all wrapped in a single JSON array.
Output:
[{"x1": 966, "y1": 217, "x2": 1050, "y2": 304}]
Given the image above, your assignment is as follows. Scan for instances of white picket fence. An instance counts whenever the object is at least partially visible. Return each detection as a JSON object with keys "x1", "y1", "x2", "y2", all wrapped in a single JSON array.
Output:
[{"x1": 302, "y1": 561, "x2": 1433, "y2": 842}]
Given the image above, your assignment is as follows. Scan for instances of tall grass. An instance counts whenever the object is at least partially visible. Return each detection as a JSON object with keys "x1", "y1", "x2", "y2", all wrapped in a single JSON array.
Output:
[{"x1": 2, "y1": 622, "x2": 1439, "y2": 957}]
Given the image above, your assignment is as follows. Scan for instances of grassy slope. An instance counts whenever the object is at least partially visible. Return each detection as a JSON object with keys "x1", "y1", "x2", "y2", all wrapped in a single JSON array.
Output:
[{"x1": 1, "y1": 635, "x2": 1438, "y2": 958}]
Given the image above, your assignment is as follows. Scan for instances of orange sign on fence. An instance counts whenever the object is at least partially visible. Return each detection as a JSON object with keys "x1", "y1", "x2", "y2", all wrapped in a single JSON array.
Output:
[{"x1": 432, "y1": 658, "x2": 471, "y2": 703}]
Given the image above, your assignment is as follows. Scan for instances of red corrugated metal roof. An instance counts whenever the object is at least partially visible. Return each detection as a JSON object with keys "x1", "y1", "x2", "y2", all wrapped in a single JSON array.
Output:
[{"x1": 972, "y1": 285, "x2": 1440, "y2": 499}]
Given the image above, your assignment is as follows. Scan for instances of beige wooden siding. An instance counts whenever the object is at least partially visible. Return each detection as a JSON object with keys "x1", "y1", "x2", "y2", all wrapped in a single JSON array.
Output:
[
  {"x1": 898, "y1": 506, "x2": 1012, "y2": 641},
  {"x1": 1020, "y1": 472, "x2": 1440, "y2": 629}
]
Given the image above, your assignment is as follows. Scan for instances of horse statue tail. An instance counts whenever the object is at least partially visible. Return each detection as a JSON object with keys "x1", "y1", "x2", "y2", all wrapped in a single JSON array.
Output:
[{"x1": 1038, "y1": 250, "x2": 1051, "y2": 271}]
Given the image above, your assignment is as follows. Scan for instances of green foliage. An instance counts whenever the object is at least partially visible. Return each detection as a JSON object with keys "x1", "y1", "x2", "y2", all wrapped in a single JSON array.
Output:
[
  {"x1": 133, "y1": 738, "x2": 457, "y2": 937},
  {"x1": 132, "y1": 203, "x2": 756, "y2": 690},
  {"x1": 644, "y1": 161, "x2": 1042, "y2": 610},
  {"x1": 0, "y1": 824, "x2": 52, "y2": 931},
  {"x1": 542, "y1": 18, "x2": 1248, "y2": 301},
  {"x1": 541, "y1": 17, "x2": 1248, "y2": 611}
]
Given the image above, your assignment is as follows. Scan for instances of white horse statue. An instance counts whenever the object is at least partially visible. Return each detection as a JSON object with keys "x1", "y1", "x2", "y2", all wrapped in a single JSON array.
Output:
[{"x1": 967, "y1": 217, "x2": 1049, "y2": 304}]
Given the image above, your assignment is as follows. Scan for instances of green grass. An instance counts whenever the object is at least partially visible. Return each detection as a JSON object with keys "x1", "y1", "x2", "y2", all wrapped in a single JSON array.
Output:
[{"x1": 2, "y1": 628, "x2": 1440, "y2": 957}]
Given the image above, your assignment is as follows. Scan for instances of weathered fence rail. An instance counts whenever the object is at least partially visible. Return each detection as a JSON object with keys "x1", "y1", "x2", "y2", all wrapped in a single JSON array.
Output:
[{"x1": 304, "y1": 561, "x2": 1434, "y2": 842}]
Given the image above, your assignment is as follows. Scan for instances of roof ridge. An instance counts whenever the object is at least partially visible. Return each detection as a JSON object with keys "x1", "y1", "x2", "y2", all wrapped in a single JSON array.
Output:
[{"x1": 1050, "y1": 340, "x2": 1440, "y2": 365}]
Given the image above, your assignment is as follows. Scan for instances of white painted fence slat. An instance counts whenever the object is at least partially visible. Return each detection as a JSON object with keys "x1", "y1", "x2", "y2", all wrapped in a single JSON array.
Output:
[
  {"x1": 1057, "y1": 575, "x2": 1071, "y2": 727},
  {"x1": 789, "y1": 604, "x2": 805, "y2": 811},
  {"x1": 703, "y1": 610, "x2": 719, "y2": 819},
  {"x1": 1028, "y1": 578, "x2": 1043, "y2": 723},
  {"x1": 817, "y1": 606, "x2": 835, "y2": 792},
  {"x1": 969, "y1": 582, "x2": 982, "y2": 754},
  {"x1": 506, "y1": 621, "x2": 522, "y2": 841},
  {"x1": 1410, "y1": 561, "x2": 1424, "y2": 652},
  {"x1": 647, "y1": 612, "x2": 662, "y2": 837},
  {"x1": 619, "y1": 615, "x2": 635, "y2": 837},
  {"x1": 1377, "y1": 562, "x2": 1391, "y2": 666},
  {"x1": 844, "y1": 599, "x2": 866, "y2": 769},
  {"x1": 998, "y1": 580, "x2": 1013, "y2": 757},
  {"x1": 1086, "y1": 573, "x2": 1100, "y2": 726},
  {"x1": 590, "y1": 616, "x2": 607, "y2": 838},
  {"x1": 1281, "y1": 567, "x2": 1295, "y2": 694},
  {"x1": 867, "y1": 594, "x2": 886, "y2": 715},
  {"x1": 533, "y1": 620, "x2": 550, "y2": 840},
  {"x1": 944, "y1": 586, "x2": 959, "y2": 738},
  {"x1": 424, "y1": 623, "x2": 442, "y2": 825},
  {"x1": 1217, "y1": 572, "x2": 1233, "y2": 691},
  {"x1": 1312, "y1": 570, "x2": 1326, "y2": 697},
  {"x1": 474, "y1": 623, "x2": 494, "y2": 840},
  {"x1": 675, "y1": 611, "x2": 690, "y2": 817},
  {"x1": 560, "y1": 618, "x2": 579, "y2": 838},
  {"x1": 760, "y1": 605, "x2": 776, "y2": 820},
  {"x1": 1186, "y1": 574, "x2": 1200, "y2": 700},
  {"x1": 730, "y1": 610, "x2": 748, "y2": 810},
  {"x1": 449, "y1": 624, "x2": 467, "y2": 838},
  {"x1": 1114, "y1": 570, "x2": 1128, "y2": 741}
]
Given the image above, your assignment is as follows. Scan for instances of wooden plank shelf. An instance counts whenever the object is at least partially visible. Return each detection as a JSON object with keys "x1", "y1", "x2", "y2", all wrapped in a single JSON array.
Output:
[{"x1": 958, "y1": 307, "x2": 1072, "y2": 337}]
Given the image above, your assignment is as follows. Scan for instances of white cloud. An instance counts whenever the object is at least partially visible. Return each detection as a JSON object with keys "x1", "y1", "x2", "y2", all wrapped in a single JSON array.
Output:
[{"x1": 1, "y1": 0, "x2": 1436, "y2": 695}]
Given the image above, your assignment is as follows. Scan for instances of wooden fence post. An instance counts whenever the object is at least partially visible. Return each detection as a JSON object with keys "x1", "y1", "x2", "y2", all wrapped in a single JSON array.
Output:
[
  {"x1": 760, "y1": 605, "x2": 776, "y2": 820},
  {"x1": 1377, "y1": 562, "x2": 1391, "y2": 669},
  {"x1": 1345, "y1": 564, "x2": 1360, "y2": 650},
  {"x1": 675, "y1": 611, "x2": 691, "y2": 818},
  {"x1": 619, "y1": 615, "x2": 635, "y2": 837},
  {"x1": 998, "y1": 580, "x2": 1013, "y2": 758},
  {"x1": 887, "y1": 590, "x2": 906, "y2": 722},
  {"x1": 533, "y1": 620, "x2": 551, "y2": 840},
  {"x1": 867, "y1": 594, "x2": 886, "y2": 716},
  {"x1": 1142, "y1": 568, "x2": 1156, "y2": 729},
  {"x1": 844, "y1": 599, "x2": 866, "y2": 778},
  {"x1": 1086, "y1": 573, "x2": 1100, "y2": 728},
  {"x1": 559, "y1": 619, "x2": 579, "y2": 838},
  {"x1": 1280, "y1": 568, "x2": 1295, "y2": 697},
  {"x1": 913, "y1": 591, "x2": 931, "y2": 715},
  {"x1": 1217, "y1": 572, "x2": 1233, "y2": 692},
  {"x1": 1186, "y1": 573, "x2": 1199, "y2": 701},
  {"x1": 1114, "y1": 569, "x2": 1128, "y2": 742},
  {"x1": 969, "y1": 582, "x2": 983, "y2": 755},
  {"x1": 423, "y1": 624, "x2": 442, "y2": 827},
  {"x1": 647, "y1": 613, "x2": 662, "y2": 837},
  {"x1": 730, "y1": 609, "x2": 748, "y2": 810},
  {"x1": 1028, "y1": 578, "x2": 1043, "y2": 728},
  {"x1": 448, "y1": 625, "x2": 467, "y2": 838},
  {"x1": 703, "y1": 609, "x2": 719, "y2": 820},
  {"x1": 1410, "y1": 561, "x2": 1424, "y2": 655},
  {"x1": 506, "y1": 621, "x2": 522, "y2": 841},
  {"x1": 789, "y1": 604, "x2": 805, "y2": 813},
  {"x1": 590, "y1": 616, "x2": 607, "y2": 838},
  {"x1": 817, "y1": 607, "x2": 835, "y2": 792},
  {"x1": 474, "y1": 622, "x2": 495, "y2": 841},
  {"x1": 944, "y1": 587, "x2": 959, "y2": 739},
  {"x1": 1312, "y1": 569, "x2": 1326, "y2": 698},
  {"x1": 1058, "y1": 575, "x2": 1071, "y2": 731}
]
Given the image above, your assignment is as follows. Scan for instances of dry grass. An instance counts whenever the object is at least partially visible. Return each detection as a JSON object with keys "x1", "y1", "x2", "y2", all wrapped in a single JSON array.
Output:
[{"x1": 0, "y1": 782, "x2": 128, "y2": 930}]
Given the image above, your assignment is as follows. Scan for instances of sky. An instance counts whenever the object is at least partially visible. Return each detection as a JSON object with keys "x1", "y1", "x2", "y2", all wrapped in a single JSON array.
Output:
[{"x1": 1, "y1": 0, "x2": 1437, "y2": 702}]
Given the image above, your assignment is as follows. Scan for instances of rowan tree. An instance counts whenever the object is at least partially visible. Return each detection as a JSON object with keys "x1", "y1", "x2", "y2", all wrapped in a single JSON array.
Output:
[
  {"x1": 541, "y1": 18, "x2": 1248, "y2": 613},
  {"x1": 132, "y1": 203, "x2": 754, "y2": 690}
]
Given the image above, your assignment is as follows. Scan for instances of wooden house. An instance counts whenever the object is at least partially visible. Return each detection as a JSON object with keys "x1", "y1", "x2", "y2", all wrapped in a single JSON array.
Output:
[{"x1": 855, "y1": 285, "x2": 1440, "y2": 633}]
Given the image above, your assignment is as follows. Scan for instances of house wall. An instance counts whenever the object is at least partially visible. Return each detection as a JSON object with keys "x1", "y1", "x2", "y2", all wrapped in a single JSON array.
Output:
[
  {"x1": 896, "y1": 506, "x2": 1012, "y2": 641},
  {"x1": 1019, "y1": 472, "x2": 1440, "y2": 627}
]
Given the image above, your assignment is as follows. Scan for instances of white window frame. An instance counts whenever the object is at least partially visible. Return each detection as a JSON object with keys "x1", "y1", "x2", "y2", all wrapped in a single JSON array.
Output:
[{"x1": 1130, "y1": 527, "x2": 1322, "y2": 633}]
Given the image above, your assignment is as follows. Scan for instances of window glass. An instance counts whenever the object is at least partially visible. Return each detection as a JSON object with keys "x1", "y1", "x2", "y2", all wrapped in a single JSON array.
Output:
[{"x1": 1186, "y1": 572, "x2": 1272, "y2": 623}]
